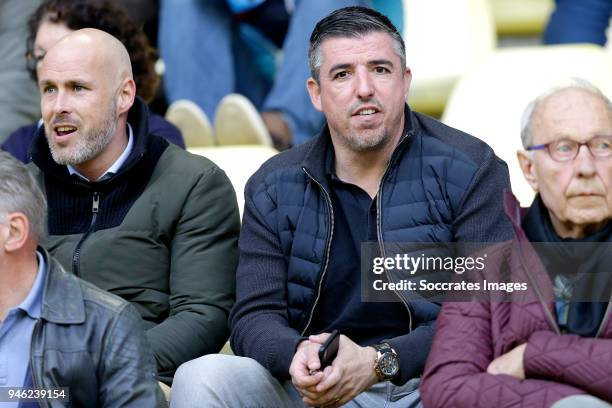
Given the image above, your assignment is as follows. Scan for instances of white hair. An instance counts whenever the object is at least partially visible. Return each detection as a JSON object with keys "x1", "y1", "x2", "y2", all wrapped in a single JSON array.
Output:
[
  {"x1": 520, "y1": 78, "x2": 612, "y2": 148},
  {"x1": 0, "y1": 152, "x2": 47, "y2": 240}
]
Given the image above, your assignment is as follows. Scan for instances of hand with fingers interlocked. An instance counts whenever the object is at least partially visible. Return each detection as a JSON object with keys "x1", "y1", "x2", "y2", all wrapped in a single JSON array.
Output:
[{"x1": 289, "y1": 332, "x2": 379, "y2": 407}]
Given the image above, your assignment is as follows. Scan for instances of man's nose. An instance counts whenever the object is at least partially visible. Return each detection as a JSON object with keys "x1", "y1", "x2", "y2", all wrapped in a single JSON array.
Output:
[
  {"x1": 53, "y1": 90, "x2": 72, "y2": 116},
  {"x1": 355, "y1": 67, "x2": 374, "y2": 99},
  {"x1": 575, "y1": 144, "x2": 597, "y2": 177}
]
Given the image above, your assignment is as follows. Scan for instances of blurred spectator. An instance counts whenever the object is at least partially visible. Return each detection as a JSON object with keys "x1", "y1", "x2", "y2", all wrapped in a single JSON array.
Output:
[
  {"x1": 0, "y1": 1, "x2": 41, "y2": 145},
  {"x1": 544, "y1": 0, "x2": 612, "y2": 46},
  {"x1": 116, "y1": 0, "x2": 168, "y2": 114},
  {"x1": 118, "y1": 0, "x2": 161, "y2": 46},
  {"x1": 1, "y1": 0, "x2": 184, "y2": 163},
  {"x1": 159, "y1": 0, "x2": 370, "y2": 149}
]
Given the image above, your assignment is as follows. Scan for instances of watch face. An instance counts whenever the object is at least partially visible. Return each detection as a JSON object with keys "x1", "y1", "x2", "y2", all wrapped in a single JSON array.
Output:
[{"x1": 379, "y1": 353, "x2": 399, "y2": 377}]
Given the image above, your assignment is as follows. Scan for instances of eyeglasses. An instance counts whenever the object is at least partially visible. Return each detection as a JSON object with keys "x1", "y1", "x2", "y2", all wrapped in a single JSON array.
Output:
[{"x1": 526, "y1": 136, "x2": 612, "y2": 162}]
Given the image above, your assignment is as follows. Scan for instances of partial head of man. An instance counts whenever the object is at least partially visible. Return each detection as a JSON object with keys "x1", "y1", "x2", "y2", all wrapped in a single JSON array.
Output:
[
  {"x1": 37, "y1": 28, "x2": 136, "y2": 179},
  {"x1": 0, "y1": 151, "x2": 46, "y2": 258},
  {"x1": 306, "y1": 6, "x2": 411, "y2": 153},
  {"x1": 0, "y1": 154, "x2": 164, "y2": 407},
  {"x1": 518, "y1": 78, "x2": 612, "y2": 238}
]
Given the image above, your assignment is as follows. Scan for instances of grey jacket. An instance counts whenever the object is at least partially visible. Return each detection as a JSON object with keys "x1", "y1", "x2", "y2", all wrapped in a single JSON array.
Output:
[{"x1": 30, "y1": 248, "x2": 163, "y2": 407}]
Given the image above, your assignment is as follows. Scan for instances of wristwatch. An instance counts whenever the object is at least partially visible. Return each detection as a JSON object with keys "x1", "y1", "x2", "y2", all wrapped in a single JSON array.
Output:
[{"x1": 373, "y1": 342, "x2": 400, "y2": 381}]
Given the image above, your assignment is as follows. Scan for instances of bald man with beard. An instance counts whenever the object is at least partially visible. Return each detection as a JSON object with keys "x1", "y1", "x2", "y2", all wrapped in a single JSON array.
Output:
[{"x1": 29, "y1": 29, "x2": 240, "y2": 387}]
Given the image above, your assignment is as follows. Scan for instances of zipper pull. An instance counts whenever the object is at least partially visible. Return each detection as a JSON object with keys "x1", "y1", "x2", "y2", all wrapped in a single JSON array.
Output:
[{"x1": 92, "y1": 192, "x2": 100, "y2": 213}]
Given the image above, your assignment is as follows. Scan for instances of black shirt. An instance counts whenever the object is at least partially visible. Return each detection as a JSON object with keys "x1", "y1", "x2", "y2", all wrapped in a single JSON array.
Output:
[{"x1": 308, "y1": 146, "x2": 412, "y2": 346}]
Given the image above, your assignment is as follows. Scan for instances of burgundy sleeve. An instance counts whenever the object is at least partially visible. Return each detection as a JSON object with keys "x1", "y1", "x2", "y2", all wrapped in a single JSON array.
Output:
[
  {"x1": 525, "y1": 330, "x2": 612, "y2": 402},
  {"x1": 421, "y1": 302, "x2": 584, "y2": 408}
]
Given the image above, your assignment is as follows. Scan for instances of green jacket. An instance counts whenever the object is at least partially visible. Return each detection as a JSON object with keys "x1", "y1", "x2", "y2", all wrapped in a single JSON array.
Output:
[{"x1": 28, "y1": 98, "x2": 240, "y2": 383}]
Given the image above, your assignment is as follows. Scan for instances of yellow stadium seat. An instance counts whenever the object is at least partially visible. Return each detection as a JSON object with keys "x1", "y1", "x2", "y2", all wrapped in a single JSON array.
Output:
[
  {"x1": 220, "y1": 341, "x2": 234, "y2": 355},
  {"x1": 442, "y1": 44, "x2": 612, "y2": 206},
  {"x1": 607, "y1": 19, "x2": 612, "y2": 51},
  {"x1": 404, "y1": 0, "x2": 496, "y2": 116},
  {"x1": 166, "y1": 99, "x2": 216, "y2": 148},
  {"x1": 188, "y1": 145, "x2": 279, "y2": 217},
  {"x1": 490, "y1": 0, "x2": 553, "y2": 36}
]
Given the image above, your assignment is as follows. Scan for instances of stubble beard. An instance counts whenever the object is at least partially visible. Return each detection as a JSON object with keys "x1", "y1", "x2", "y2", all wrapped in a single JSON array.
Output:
[
  {"x1": 47, "y1": 98, "x2": 118, "y2": 166},
  {"x1": 342, "y1": 99, "x2": 393, "y2": 152},
  {"x1": 344, "y1": 127, "x2": 392, "y2": 152}
]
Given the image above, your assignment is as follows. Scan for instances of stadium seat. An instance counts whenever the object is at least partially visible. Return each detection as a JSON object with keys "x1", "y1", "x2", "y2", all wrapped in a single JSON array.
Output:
[
  {"x1": 220, "y1": 341, "x2": 234, "y2": 355},
  {"x1": 490, "y1": 0, "x2": 553, "y2": 36},
  {"x1": 404, "y1": 0, "x2": 496, "y2": 116},
  {"x1": 188, "y1": 145, "x2": 279, "y2": 217},
  {"x1": 442, "y1": 44, "x2": 612, "y2": 206},
  {"x1": 166, "y1": 99, "x2": 216, "y2": 147},
  {"x1": 214, "y1": 94, "x2": 274, "y2": 146}
]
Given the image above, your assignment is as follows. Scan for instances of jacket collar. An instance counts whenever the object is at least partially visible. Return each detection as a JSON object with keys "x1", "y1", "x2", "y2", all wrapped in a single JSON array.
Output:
[
  {"x1": 300, "y1": 104, "x2": 417, "y2": 188},
  {"x1": 39, "y1": 247, "x2": 86, "y2": 325},
  {"x1": 502, "y1": 190, "x2": 561, "y2": 307},
  {"x1": 30, "y1": 96, "x2": 152, "y2": 185},
  {"x1": 503, "y1": 189, "x2": 532, "y2": 242}
]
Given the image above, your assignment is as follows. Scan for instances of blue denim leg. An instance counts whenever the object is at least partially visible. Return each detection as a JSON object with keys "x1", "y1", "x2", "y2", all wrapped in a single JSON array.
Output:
[
  {"x1": 543, "y1": 0, "x2": 612, "y2": 46},
  {"x1": 262, "y1": 0, "x2": 372, "y2": 145},
  {"x1": 159, "y1": 0, "x2": 269, "y2": 118}
]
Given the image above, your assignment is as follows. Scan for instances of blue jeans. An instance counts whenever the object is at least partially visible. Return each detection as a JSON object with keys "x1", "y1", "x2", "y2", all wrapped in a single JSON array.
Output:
[
  {"x1": 543, "y1": 0, "x2": 612, "y2": 46},
  {"x1": 169, "y1": 354, "x2": 423, "y2": 408},
  {"x1": 551, "y1": 395, "x2": 612, "y2": 408},
  {"x1": 159, "y1": 0, "x2": 370, "y2": 145}
]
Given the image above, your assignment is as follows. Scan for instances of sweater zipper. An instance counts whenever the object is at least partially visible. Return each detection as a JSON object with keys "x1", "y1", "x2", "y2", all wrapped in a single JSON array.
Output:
[
  {"x1": 300, "y1": 168, "x2": 335, "y2": 336},
  {"x1": 72, "y1": 192, "x2": 100, "y2": 277},
  {"x1": 376, "y1": 142, "x2": 413, "y2": 331},
  {"x1": 29, "y1": 319, "x2": 50, "y2": 408}
]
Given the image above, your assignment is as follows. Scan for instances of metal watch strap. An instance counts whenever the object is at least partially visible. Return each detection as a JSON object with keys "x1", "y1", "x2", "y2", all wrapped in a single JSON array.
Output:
[
  {"x1": 373, "y1": 342, "x2": 397, "y2": 381},
  {"x1": 373, "y1": 342, "x2": 394, "y2": 355}
]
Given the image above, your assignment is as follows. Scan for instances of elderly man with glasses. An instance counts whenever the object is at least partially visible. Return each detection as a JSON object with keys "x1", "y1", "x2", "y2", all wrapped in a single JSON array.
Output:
[{"x1": 421, "y1": 79, "x2": 612, "y2": 408}]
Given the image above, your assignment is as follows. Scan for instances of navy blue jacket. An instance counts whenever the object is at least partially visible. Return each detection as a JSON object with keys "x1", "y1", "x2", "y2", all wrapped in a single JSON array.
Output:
[{"x1": 229, "y1": 106, "x2": 513, "y2": 384}]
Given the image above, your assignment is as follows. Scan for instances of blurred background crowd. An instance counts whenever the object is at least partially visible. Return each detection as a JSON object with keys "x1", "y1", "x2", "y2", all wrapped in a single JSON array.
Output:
[{"x1": 1, "y1": 0, "x2": 611, "y2": 210}]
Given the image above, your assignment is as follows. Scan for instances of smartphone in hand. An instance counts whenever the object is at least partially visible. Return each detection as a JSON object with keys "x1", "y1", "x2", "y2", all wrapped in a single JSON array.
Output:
[{"x1": 318, "y1": 330, "x2": 340, "y2": 370}]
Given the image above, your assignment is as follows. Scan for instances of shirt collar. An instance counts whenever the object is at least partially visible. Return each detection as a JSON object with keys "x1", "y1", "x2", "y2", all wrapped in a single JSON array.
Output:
[
  {"x1": 67, "y1": 123, "x2": 134, "y2": 181},
  {"x1": 17, "y1": 251, "x2": 46, "y2": 319}
]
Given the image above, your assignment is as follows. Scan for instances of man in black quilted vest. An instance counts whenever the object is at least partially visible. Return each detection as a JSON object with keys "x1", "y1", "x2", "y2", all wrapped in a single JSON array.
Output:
[{"x1": 171, "y1": 6, "x2": 512, "y2": 408}]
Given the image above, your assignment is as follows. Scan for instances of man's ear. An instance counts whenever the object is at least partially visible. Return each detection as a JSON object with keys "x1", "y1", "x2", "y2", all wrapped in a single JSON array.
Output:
[
  {"x1": 2, "y1": 213, "x2": 30, "y2": 253},
  {"x1": 517, "y1": 150, "x2": 539, "y2": 192},
  {"x1": 306, "y1": 77, "x2": 323, "y2": 112},
  {"x1": 117, "y1": 78, "x2": 136, "y2": 116},
  {"x1": 403, "y1": 66, "x2": 412, "y2": 100}
]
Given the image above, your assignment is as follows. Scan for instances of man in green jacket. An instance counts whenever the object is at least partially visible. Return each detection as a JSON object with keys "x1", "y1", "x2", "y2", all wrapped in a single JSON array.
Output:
[{"x1": 29, "y1": 28, "x2": 240, "y2": 385}]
